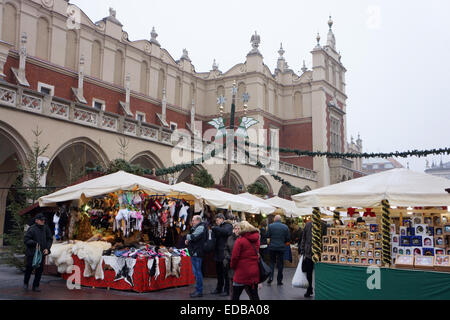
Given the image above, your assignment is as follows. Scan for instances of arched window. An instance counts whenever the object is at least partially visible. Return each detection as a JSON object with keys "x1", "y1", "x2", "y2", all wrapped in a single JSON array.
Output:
[
  {"x1": 157, "y1": 68, "x2": 165, "y2": 100},
  {"x1": 113, "y1": 50, "x2": 124, "y2": 86},
  {"x1": 36, "y1": 17, "x2": 50, "y2": 60},
  {"x1": 91, "y1": 40, "x2": 102, "y2": 78},
  {"x1": 2, "y1": 3, "x2": 17, "y2": 47},
  {"x1": 140, "y1": 60, "x2": 149, "y2": 95},
  {"x1": 65, "y1": 31, "x2": 77, "y2": 70},
  {"x1": 175, "y1": 76, "x2": 182, "y2": 106}
]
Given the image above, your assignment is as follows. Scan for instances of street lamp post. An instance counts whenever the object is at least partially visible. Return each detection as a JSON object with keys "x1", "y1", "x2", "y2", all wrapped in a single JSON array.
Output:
[{"x1": 209, "y1": 81, "x2": 257, "y2": 191}]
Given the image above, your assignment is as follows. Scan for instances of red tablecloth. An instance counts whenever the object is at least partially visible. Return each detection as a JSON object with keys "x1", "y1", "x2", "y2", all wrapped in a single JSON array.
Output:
[{"x1": 61, "y1": 255, "x2": 195, "y2": 292}]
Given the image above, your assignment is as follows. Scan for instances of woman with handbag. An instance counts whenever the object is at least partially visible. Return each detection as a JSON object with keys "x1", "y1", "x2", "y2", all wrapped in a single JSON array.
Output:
[
  {"x1": 230, "y1": 221, "x2": 260, "y2": 300},
  {"x1": 23, "y1": 214, "x2": 53, "y2": 292}
]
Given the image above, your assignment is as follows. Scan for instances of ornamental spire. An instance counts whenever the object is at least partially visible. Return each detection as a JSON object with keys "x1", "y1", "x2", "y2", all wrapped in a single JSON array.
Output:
[
  {"x1": 327, "y1": 16, "x2": 336, "y2": 49},
  {"x1": 150, "y1": 26, "x2": 160, "y2": 46}
]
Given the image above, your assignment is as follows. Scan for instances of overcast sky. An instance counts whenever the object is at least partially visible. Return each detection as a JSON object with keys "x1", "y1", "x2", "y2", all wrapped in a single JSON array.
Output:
[{"x1": 71, "y1": 0, "x2": 450, "y2": 173}]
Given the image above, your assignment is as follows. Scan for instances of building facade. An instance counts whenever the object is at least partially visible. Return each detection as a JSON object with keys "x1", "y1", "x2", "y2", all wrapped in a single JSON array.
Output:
[
  {"x1": 362, "y1": 157, "x2": 404, "y2": 175},
  {"x1": 0, "y1": 0, "x2": 360, "y2": 244},
  {"x1": 425, "y1": 160, "x2": 450, "y2": 180}
]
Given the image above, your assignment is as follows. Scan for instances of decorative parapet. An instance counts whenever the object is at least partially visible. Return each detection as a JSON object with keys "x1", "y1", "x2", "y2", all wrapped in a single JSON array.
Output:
[
  {"x1": 0, "y1": 86, "x2": 16, "y2": 107},
  {"x1": 73, "y1": 107, "x2": 97, "y2": 126},
  {"x1": 101, "y1": 114, "x2": 118, "y2": 131},
  {"x1": 123, "y1": 120, "x2": 137, "y2": 136},
  {"x1": 0, "y1": 83, "x2": 318, "y2": 182},
  {"x1": 21, "y1": 93, "x2": 42, "y2": 113},
  {"x1": 49, "y1": 101, "x2": 69, "y2": 119}
]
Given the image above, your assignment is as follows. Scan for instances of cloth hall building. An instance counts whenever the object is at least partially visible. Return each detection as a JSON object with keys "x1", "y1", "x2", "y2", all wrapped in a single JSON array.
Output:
[{"x1": 0, "y1": 0, "x2": 363, "y2": 244}]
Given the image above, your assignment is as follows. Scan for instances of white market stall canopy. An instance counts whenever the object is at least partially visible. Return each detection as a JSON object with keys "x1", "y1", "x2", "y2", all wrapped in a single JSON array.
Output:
[
  {"x1": 39, "y1": 171, "x2": 171, "y2": 207},
  {"x1": 264, "y1": 196, "x2": 313, "y2": 217},
  {"x1": 212, "y1": 191, "x2": 276, "y2": 215},
  {"x1": 169, "y1": 182, "x2": 254, "y2": 213},
  {"x1": 292, "y1": 168, "x2": 450, "y2": 208}
]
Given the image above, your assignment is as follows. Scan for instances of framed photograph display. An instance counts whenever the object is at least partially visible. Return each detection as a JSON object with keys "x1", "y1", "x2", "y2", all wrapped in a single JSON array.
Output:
[
  {"x1": 444, "y1": 224, "x2": 450, "y2": 235},
  {"x1": 322, "y1": 254, "x2": 329, "y2": 262},
  {"x1": 435, "y1": 248, "x2": 445, "y2": 256},
  {"x1": 368, "y1": 258, "x2": 375, "y2": 265},
  {"x1": 347, "y1": 257, "x2": 353, "y2": 264},
  {"x1": 398, "y1": 247, "x2": 406, "y2": 255},
  {"x1": 412, "y1": 215, "x2": 423, "y2": 225},
  {"x1": 434, "y1": 255, "x2": 450, "y2": 272},
  {"x1": 405, "y1": 248, "x2": 412, "y2": 256},
  {"x1": 423, "y1": 248, "x2": 435, "y2": 256},
  {"x1": 390, "y1": 224, "x2": 396, "y2": 234},
  {"x1": 339, "y1": 255, "x2": 347, "y2": 264},
  {"x1": 395, "y1": 255, "x2": 414, "y2": 269},
  {"x1": 423, "y1": 236, "x2": 434, "y2": 247},
  {"x1": 412, "y1": 247, "x2": 422, "y2": 256},
  {"x1": 435, "y1": 236, "x2": 445, "y2": 248},
  {"x1": 435, "y1": 227, "x2": 443, "y2": 236},
  {"x1": 411, "y1": 236, "x2": 422, "y2": 247},
  {"x1": 414, "y1": 224, "x2": 427, "y2": 236},
  {"x1": 331, "y1": 237, "x2": 339, "y2": 245},
  {"x1": 399, "y1": 226, "x2": 407, "y2": 236},
  {"x1": 340, "y1": 237, "x2": 348, "y2": 247},
  {"x1": 414, "y1": 255, "x2": 434, "y2": 270},
  {"x1": 375, "y1": 259, "x2": 382, "y2": 266},
  {"x1": 392, "y1": 246, "x2": 398, "y2": 257},
  {"x1": 426, "y1": 226, "x2": 434, "y2": 236},
  {"x1": 340, "y1": 248, "x2": 349, "y2": 256},
  {"x1": 323, "y1": 236, "x2": 330, "y2": 245},
  {"x1": 330, "y1": 255, "x2": 337, "y2": 263},
  {"x1": 423, "y1": 216, "x2": 433, "y2": 226},
  {"x1": 369, "y1": 224, "x2": 378, "y2": 233},
  {"x1": 400, "y1": 236, "x2": 411, "y2": 247},
  {"x1": 391, "y1": 234, "x2": 400, "y2": 245}
]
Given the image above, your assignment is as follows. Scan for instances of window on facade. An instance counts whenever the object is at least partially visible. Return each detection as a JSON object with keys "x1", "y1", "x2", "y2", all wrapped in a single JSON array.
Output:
[
  {"x1": 92, "y1": 99, "x2": 105, "y2": 111},
  {"x1": 330, "y1": 116, "x2": 341, "y2": 153},
  {"x1": 38, "y1": 82, "x2": 54, "y2": 96},
  {"x1": 136, "y1": 112, "x2": 146, "y2": 122},
  {"x1": 170, "y1": 122, "x2": 178, "y2": 131}
]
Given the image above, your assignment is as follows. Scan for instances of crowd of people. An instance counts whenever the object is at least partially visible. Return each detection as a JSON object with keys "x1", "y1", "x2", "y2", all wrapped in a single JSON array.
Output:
[
  {"x1": 22, "y1": 209, "x2": 320, "y2": 300},
  {"x1": 186, "y1": 212, "x2": 320, "y2": 300}
]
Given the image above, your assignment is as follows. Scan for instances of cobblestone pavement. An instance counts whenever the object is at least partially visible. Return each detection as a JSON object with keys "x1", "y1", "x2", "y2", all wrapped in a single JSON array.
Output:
[{"x1": 0, "y1": 263, "x2": 311, "y2": 300}]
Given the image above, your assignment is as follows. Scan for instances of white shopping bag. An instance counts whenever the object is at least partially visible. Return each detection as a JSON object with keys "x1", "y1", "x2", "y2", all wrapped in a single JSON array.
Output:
[{"x1": 292, "y1": 255, "x2": 309, "y2": 289}]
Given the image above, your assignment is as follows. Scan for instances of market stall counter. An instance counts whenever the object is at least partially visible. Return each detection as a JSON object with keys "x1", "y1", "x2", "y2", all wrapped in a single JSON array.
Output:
[
  {"x1": 61, "y1": 253, "x2": 195, "y2": 293},
  {"x1": 315, "y1": 262, "x2": 450, "y2": 300}
]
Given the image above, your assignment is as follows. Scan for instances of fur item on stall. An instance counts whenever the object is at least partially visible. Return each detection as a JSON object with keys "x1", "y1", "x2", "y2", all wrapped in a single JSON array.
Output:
[
  {"x1": 77, "y1": 214, "x2": 93, "y2": 241},
  {"x1": 72, "y1": 241, "x2": 112, "y2": 279},
  {"x1": 48, "y1": 242, "x2": 78, "y2": 274}
]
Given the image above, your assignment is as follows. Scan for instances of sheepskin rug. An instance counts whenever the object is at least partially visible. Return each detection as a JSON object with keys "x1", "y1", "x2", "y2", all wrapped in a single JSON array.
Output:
[{"x1": 48, "y1": 241, "x2": 111, "y2": 280}]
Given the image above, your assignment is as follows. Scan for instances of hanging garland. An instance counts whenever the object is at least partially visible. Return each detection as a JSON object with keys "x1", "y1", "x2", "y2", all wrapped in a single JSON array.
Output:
[{"x1": 244, "y1": 141, "x2": 450, "y2": 159}]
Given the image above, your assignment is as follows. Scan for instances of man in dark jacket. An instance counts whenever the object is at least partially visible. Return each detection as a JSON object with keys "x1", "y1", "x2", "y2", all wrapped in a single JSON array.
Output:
[
  {"x1": 23, "y1": 214, "x2": 53, "y2": 292},
  {"x1": 300, "y1": 219, "x2": 327, "y2": 298},
  {"x1": 211, "y1": 213, "x2": 233, "y2": 296},
  {"x1": 266, "y1": 215, "x2": 290, "y2": 285},
  {"x1": 186, "y1": 215, "x2": 208, "y2": 298}
]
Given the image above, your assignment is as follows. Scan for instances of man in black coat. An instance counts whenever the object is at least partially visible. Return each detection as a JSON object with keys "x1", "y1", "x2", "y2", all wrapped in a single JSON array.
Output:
[
  {"x1": 23, "y1": 214, "x2": 53, "y2": 292},
  {"x1": 266, "y1": 215, "x2": 290, "y2": 286},
  {"x1": 186, "y1": 215, "x2": 208, "y2": 298},
  {"x1": 211, "y1": 213, "x2": 233, "y2": 296}
]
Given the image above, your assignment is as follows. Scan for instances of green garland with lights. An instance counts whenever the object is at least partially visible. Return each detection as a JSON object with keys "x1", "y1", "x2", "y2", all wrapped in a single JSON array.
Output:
[{"x1": 245, "y1": 141, "x2": 450, "y2": 159}]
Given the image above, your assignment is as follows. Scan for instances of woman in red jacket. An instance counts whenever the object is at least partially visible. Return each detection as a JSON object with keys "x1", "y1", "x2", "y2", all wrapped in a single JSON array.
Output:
[{"x1": 230, "y1": 221, "x2": 260, "y2": 300}]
